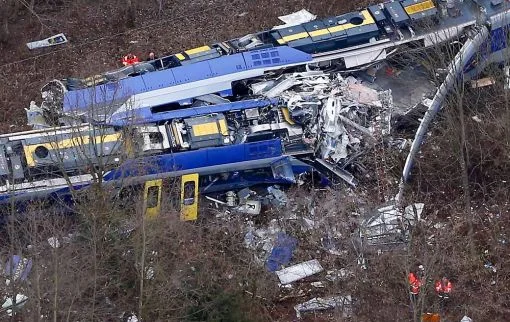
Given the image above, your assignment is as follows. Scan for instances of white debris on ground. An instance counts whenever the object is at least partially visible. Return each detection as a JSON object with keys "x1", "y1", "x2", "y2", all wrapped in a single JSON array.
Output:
[
  {"x1": 1, "y1": 294, "x2": 28, "y2": 317},
  {"x1": 243, "y1": 219, "x2": 283, "y2": 266},
  {"x1": 124, "y1": 312, "x2": 139, "y2": 322},
  {"x1": 26, "y1": 33, "x2": 68, "y2": 50},
  {"x1": 47, "y1": 236, "x2": 61, "y2": 248},
  {"x1": 360, "y1": 202, "x2": 424, "y2": 246},
  {"x1": 276, "y1": 259, "x2": 324, "y2": 285},
  {"x1": 325, "y1": 268, "x2": 354, "y2": 282},
  {"x1": 294, "y1": 295, "x2": 352, "y2": 319}
]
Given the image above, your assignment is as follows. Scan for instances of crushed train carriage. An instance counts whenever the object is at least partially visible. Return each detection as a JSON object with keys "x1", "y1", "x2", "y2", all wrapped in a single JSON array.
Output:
[{"x1": 5, "y1": 0, "x2": 510, "y2": 219}]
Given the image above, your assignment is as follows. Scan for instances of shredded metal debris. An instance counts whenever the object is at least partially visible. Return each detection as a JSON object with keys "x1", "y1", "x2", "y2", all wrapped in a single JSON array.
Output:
[{"x1": 294, "y1": 295, "x2": 352, "y2": 319}]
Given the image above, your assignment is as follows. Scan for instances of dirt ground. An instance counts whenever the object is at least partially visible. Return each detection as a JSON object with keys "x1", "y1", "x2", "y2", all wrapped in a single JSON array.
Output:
[{"x1": 0, "y1": 0, "x2": 375, "y2": 132}]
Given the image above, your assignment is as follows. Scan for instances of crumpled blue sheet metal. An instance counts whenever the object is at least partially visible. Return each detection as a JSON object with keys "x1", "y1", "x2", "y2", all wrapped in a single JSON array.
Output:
[
  {"x1": 266, "y1": 232, "x2": 297, "y2": 272},
  {"x1": 4, "y1": 255, "x2": 33, "y2": 282}
]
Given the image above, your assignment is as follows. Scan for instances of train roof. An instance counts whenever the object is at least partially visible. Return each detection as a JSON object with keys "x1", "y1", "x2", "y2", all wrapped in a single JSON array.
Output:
[{"x1": 29, "y1": 0, "x2": 510, "y2": 126}]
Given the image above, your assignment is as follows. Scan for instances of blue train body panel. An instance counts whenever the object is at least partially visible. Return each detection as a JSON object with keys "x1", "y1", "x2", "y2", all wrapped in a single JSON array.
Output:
[
  {"x1": 207, "y1": 53, "x2": 248, "y2": 75},
  {"x1": 463, "y1": 26, "x2": 510, "y2": 74},
  {"x1": 109, "y1": 98, "x2": 279, "y2": 125},
  {"x1": 103, "y1": 139, "x2": 284, "y2": 181},
  {"x1": 0, "y1": 139, "x2": 291, "y2": 205},
  {"x1": 63, "y1": 47, "x2": 312, "y2": 114}
]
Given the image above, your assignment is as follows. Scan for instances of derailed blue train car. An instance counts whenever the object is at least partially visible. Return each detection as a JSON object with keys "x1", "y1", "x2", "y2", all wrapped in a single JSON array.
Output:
[
  {"x1": 11, "y1": 0, "x2": 510, "y2": 220},
  {"x1": 2, "y1": 97, "x2": 321, "y2": 220},
  {"x1": 31, "y1": 0, "x2": 448, "y2": 126}
]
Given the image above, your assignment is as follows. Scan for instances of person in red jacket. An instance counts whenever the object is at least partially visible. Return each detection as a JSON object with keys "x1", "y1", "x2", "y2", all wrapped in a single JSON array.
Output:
[
  {"x1": 121, "y1": 53, "x2": 139, "y2": 66},
  {"x1": 408, "y1": 264, "x2": 424, "y2": 304},
  {"x1": 435, "y1": 276, "x2": 452, "y2": 299},
  {"x1": 409, "y1": 271, "x2": 423, "y2": 295}
]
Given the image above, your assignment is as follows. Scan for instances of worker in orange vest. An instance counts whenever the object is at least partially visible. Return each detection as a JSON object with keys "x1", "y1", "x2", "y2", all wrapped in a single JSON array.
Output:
[
  {"x1": 122, "y1": 53, "x2": 139, "y2": 66},
  {"x1": 409, "y1": 271, "x2": 423, "y2": 294},
  {"x1": 435, "y1": 276, "x2": 452, "y2": 299},
  {"x1": 408, "y1": 265, "x2": 424, "y2": 302}
]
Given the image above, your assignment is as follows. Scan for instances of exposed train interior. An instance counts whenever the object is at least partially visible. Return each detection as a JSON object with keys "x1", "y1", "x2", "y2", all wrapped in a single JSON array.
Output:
[{"x1": 0, "y1": 98, "x2": 309, "y2": 187}]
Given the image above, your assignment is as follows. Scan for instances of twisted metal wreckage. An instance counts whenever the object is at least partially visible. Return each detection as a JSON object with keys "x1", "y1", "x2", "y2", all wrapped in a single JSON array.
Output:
[
  {"x1": 0, "y1": 0, "x2": 507, "y2": 254},
  {"x1": 1, "y1": 0, "x2": 509, "y2": 318}
]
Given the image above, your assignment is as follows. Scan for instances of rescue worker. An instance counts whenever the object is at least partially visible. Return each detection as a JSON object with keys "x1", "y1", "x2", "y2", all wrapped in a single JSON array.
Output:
[
  {"x1": 146, "y1": 52, "x2": 158, "y2": 61},
  {"x1": 121, "y1": 53, "x2": 139, "y2": 66},
  {"x1": 408, "y1": 265, "x2": 424, "y2": 302},
  {"x1": 409, "y1": 271, "x2": 422, "y2": 295},
  {"x1": 435, "y1": 276, "x2": 452, "y2": 299}
]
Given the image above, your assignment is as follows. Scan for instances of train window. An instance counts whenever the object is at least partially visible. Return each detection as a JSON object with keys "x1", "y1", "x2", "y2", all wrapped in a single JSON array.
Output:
[
  {"x1": 146, "y1": 186, "x2": 160, "y2": 208},
  {"x1": 35, "y1": 146, "x2": 49, "y2": 158},
  {"x1": 183, "y1": 181, "x2": 196, "y2": 206},
  {"x1": 149, "y1": 132, "x2": 163, "y2": 144},
  {"x1": 151, "y1": 102, "x2": 182, "y2": 114}
]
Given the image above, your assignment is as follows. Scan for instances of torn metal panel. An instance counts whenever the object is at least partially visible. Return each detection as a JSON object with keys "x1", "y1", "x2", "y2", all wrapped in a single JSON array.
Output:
[
  {"x1": 404, "y1": 203, "x2": 424, "y2": 220},
  {"x1": 360, "y1": 203, "x2": 423, "y2": 245},
  {"x1": 194, "y1": 94, "x2": 230, "y2": 104},
  {"x1": 1, "y1": 294, "x2": 28, "y2": 317},
  {"x1": 322, "y1": 97, "x2": 340, "y2": 133},
  {"x1": 320, "y1": 131, "x2": 349, "y2": 162},
  {"x1": 271, "y1": 157, "x2": 296, "y2": 183},
  {"x1": 266, "y1": 233, "x2": 298, "y2": 272},
  {"x1": 314, "y1": 159, "x2": 358, "y2": 187},
  {"x1": 294, "y1": 295, "x2": 352, "y2": 319},
  {"x1": 344, "y1": 48, "x2": 387, "y2": 68},
  {"x1": 276, "y1": 259, "x2": 324, "y2": 284},
  {"x1": 26, "y1": 33, "x2": 67, "y2": 50},
  {"x1": 264, "y1": 77, "x2": 302, "y2": 98},
  {"x1": 4, "y1": 255, "x2": 32, "y2": 282},
  {"x1": 251, "y1": 80, "x2": 276, "y2": 95}
]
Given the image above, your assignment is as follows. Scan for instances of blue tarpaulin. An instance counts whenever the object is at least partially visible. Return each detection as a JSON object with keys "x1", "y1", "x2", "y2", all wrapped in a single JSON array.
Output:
[{"x1": 266, "y1": 232, "x2": 297, "y2": 272}]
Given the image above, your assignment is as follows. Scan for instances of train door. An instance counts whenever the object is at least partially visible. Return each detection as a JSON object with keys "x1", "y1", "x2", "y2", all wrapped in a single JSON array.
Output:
[
  {"x1": 143, "y1": 179, "x2": 163, "y2": 219},
  {"x1": 180, "y1": 173, "x2": 199, "y2": 221}
]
